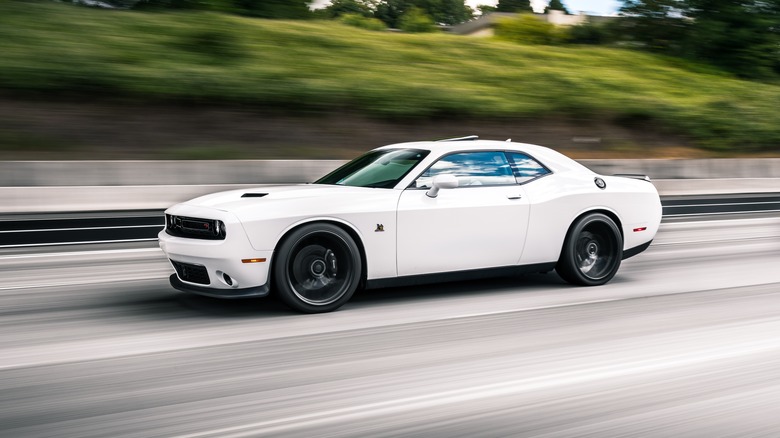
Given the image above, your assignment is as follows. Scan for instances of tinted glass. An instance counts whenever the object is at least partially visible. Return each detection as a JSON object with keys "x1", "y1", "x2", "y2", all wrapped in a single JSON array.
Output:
[
  {"x1": 414, "y1": 151, "x2": 516, "y2": 188},
  {"x1": 506, "y1": 152, "x2": 551, "y2": 184},
  {"x1": 315, "y1": 149, "x2": 429, "y2": 188}
]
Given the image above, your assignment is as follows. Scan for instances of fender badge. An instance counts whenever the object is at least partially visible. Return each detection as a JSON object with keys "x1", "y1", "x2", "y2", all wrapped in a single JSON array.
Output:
[
  {"x1": 375, "y1": 224, "x2": 385, "y2": 232},
  {"x1": 594, "y1": 177, "x2": 607, "y2": 189}
]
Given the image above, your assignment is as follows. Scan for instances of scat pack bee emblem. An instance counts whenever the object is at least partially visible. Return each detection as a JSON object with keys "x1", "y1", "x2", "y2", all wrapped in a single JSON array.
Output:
[{"x1": 375, "y1": 224, "x2": 385, "y2": 232}]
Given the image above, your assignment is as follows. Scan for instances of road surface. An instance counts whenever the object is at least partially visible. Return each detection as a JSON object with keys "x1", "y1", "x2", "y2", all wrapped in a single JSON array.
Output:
[{"x1": 1, "y1": 216, "x2": 779, "y2": 437}]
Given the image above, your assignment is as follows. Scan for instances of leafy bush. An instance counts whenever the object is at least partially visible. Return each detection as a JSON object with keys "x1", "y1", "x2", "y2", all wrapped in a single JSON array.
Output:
[
  {"x1": 495, "y1": 14, "x2": 564, "y2": 45},
  {"x1": 399, "y1": 7, "x2": 437, "y2": 33},
  {"x1": 566, "y1": 22, "x2": 613, "y2": 45},
  {"x1": 339, "y1": 13, "x2": 388, "y2": 31}
]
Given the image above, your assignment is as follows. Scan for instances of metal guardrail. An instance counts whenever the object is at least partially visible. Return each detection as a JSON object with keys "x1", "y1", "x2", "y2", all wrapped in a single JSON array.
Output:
[{"x1": 2, "y1": 194, "x2": 779, "y2": 249}]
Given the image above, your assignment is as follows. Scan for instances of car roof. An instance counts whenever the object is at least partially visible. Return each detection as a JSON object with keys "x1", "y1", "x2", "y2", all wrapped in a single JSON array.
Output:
[{"x1": 376, "y1": 139, "x2": 592, "y2": 174}]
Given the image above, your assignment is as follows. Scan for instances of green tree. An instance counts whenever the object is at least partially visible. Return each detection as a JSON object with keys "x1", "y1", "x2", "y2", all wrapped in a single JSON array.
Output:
[
  {"x1": 398, "y1": 6, "x2": 437, "y2": 31},
  {"x1": 544, "y1": 0, "x2": 569, "y2": 14},
  {"x1": 566, "y1": 21, "x2": 613, "y2": 44},
  {"x1": 495, "y1": 0, "x2": 532, "y2": 13},
  {"x1": 322, "y1": 0, "x2": 375, "y2": 18},
  {"x1": 617, "y1": 0, "x2": 689, "y2": 52},
  {"x1": 416, "y1": 0, "x2": 473, "y2": 24},
  {"x1": 374, "y1": 0, "x2": 472, "y2": 26},
  {"x1": 618, "y1": 0, "x2": 779, "y2": 78},
  {"x1": 132, "y1": 0, "x2": 225, "y2": 10},
  {"x1": 231, "y1": 0, "x2": 312, "y2": 18},
  {"x1": 374, "y1": 0, "x2": 408, "y2": 27},
  {"x1": 476, "y1": 4, "x2": 496, "y2": 15},
  {"x1": 684, "y1": 0, "x2": 779, "y2": 78}
]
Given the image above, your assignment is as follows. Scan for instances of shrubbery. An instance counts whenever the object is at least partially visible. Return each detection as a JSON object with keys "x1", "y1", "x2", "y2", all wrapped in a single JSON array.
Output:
[
  {"x1": 1, "y1": 1, "x2": 778, "y2": 151},
  {"x1": 339, "y1": 14, "x2": 388, "y2": 31},
  {"x1": 398, "y1": 7, "x2": 438, "y2": 33},
  {"x1": 495, "y1": 14, "x2": 564, "y2": 45}
]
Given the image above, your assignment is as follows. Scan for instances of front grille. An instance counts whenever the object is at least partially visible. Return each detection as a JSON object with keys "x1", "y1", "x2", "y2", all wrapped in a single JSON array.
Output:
[
  {"x1": 171, "y1": 260, "x2": 210, "y2": 285},
  {"x1": 166, "y1": 214, "x2": 226, "y2": 240}
]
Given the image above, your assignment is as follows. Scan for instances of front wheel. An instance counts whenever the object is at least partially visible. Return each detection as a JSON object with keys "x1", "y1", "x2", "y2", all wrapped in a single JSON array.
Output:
[
  {"x1": 556, "y1": 213, "x2": 623, "y2": 286},
  {"x1": 273, "y1": 223, "x2": 362, "y2": 313}
]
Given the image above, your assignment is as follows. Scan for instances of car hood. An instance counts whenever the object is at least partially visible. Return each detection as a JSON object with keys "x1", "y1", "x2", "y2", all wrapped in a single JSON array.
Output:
[{"x1": 181, "y1": 184, "x2": 391, "y2": 212}]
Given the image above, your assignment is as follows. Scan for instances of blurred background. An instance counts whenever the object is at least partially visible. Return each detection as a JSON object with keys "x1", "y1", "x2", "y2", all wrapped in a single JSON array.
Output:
[
  {"x1": 1, "y1": 2, "x2": 780, "y2": 437},
  {"x1": 0, "y1": 0, "x2": 777, "y2": 162}
]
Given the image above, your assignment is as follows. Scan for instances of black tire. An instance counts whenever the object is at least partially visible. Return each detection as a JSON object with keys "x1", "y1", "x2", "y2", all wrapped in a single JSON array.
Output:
[
  {"x1": 556, "y1": 213, "x2": 623, "y2": 286},
  {"x1": 273, "y1": 223, "x2": 362, "y2": 313}
]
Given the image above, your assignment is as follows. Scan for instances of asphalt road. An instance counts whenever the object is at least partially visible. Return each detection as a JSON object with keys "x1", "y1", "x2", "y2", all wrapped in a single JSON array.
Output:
[{"x1": 1, "y1": 216, "x2": 779, "y2": 437}]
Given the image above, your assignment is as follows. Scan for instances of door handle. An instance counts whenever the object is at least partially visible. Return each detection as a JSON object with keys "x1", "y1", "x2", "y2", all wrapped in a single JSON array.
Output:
[{"x1": 506, "y1": 194, "x2": 522, "y2": 200}]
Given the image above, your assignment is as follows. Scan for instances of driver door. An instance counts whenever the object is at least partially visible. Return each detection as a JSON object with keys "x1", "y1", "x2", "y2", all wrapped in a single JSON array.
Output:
[{"x1": 396, "y1": 151, "x2": 530, "y2": 276}]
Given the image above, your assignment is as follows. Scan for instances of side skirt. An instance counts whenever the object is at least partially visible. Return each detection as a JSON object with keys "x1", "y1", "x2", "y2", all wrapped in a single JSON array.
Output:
[{"x1": 365, "y1": 263, "x2": 557, "y2": 290}]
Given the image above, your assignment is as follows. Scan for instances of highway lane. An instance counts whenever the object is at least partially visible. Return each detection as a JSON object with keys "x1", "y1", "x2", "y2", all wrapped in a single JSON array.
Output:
[{"x1": 0, "y1": 216, "x2": 779, "y2": 437}]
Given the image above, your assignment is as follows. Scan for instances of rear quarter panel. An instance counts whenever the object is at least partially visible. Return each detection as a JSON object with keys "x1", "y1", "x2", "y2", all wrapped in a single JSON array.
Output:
[{"x1": 519, "y1": 172, "x2": 662, "y2": 265}]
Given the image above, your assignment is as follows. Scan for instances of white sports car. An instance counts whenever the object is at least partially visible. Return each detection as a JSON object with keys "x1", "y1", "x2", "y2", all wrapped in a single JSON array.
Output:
[{"x1": 158, "y1": 137, "x2": 662, "y2": 313}]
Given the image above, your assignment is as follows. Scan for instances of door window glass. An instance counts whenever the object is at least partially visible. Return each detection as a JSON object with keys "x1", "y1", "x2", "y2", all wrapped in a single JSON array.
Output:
[{"x1": 414, "y1": 151, "x2": 516, "y2": 188}]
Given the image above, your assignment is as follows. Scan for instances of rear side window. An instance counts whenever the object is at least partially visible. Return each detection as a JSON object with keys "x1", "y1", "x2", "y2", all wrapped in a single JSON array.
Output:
[{"x1": 506, "y1": 152, "x2": 551, "y2": 184}]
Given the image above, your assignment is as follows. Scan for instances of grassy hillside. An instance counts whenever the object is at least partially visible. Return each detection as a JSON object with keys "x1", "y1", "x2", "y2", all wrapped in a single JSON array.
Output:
[{"x1": 1, "y1": 1, "x2": 779, "y2": 152}]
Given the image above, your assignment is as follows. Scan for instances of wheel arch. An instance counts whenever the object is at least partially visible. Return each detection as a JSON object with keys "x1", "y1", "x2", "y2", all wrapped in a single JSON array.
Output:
[
  {"x1": 555, "y1": 208, "x2": 625, "y2": 286},
  {"x1": 561, "y1": 209, "x2": 624, "y2": 256},
  {"x1": 271, "y1": 219, "x2": 368, "y2": 290},
  {"x1": 571, "y1": 208, "x2": 623, "y2": 239}
]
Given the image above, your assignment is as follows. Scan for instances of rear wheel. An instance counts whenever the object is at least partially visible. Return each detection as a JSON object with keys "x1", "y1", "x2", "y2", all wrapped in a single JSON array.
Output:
[
  {"x1": 273, "y1": 223, "x2": 362, "y2": 313},
  {"x1": 556, "y1": 213, "x2": 622, "y2": 286}
]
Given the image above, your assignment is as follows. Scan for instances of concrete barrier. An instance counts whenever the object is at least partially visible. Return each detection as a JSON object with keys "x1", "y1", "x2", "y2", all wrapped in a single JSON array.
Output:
[
  {"x1": 1, "y1": 160, "x2": 779, "y2": 213},
  {"x1": 3, "y1": 159, "x2": 780, "y2": 187}
]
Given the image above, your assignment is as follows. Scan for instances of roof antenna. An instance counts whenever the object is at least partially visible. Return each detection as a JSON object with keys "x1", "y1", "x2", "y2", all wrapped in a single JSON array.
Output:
[{"x1": 505, "y1": 138, "x2": 511, "y2": 142}]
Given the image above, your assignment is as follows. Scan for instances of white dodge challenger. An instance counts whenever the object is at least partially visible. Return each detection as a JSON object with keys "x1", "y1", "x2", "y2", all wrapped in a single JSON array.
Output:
[{"x1": 158, "y1": 137, "x2": 662, "y2": 313}]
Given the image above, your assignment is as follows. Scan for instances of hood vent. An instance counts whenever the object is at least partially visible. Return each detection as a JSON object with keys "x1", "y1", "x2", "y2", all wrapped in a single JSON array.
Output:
[{"x1": 241, "y1": 193, "x2": 268, "y2": 198}]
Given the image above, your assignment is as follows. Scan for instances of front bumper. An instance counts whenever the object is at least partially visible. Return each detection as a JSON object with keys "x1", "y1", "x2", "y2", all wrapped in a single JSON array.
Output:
[
  {"x1": 158, "y1": 205, "x2": 274, "y2": 297},
  {"x1": 169, "y1": 274, "x2": 270, "y2": 298}
]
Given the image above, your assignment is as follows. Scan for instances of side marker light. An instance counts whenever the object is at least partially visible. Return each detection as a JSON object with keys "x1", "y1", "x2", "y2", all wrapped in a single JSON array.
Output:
[
  {"x1": 633, "y1": 227, "x2": 647, "y2": 232},
  {"x1": 241, "y1": 258, "x2": 267, "y2": 263}
]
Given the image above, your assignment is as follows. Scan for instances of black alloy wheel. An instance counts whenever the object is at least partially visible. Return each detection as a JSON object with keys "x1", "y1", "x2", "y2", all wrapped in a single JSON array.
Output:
[
  {"x1": 273, "y1": 223, "x2": 362, "y2": 313},
  {"x1": 556, "y1": 213, "x2": 623, "y2": 286}
]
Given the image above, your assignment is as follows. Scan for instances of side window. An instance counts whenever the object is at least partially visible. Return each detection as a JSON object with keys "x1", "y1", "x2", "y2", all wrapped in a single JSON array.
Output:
[
  {"x1": 414, "y1": 151, "x2": 516, "y2": 188},
  {"x1": 506, "y1": 152, "x2": 551, "y2": 184}
]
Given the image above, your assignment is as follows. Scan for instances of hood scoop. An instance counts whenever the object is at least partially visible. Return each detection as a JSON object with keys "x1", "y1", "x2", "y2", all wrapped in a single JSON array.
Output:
[{"x1": 241, "y1": 193, "x2": 268, "y2": 198}]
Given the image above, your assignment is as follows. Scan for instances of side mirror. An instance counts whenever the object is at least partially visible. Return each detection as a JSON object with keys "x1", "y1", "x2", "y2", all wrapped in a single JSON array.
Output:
[{"x1": 426, "y1": 174, "x2": 458, "y2": 198}]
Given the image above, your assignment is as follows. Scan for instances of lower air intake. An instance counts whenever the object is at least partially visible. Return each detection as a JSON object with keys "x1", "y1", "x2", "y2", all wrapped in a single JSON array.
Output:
[{"x1": 171, "y1": 260, "x2": 210, "y2": 285}]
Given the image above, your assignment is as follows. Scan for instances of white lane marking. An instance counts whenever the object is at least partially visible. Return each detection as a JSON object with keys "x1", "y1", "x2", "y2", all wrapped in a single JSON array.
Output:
[
  {"x1": 179, "y1": 338, "x2": 780, "y2": 438},
  {"x1": 665, "y1": 209, "x2": 780, "y2": 218},
  {"x1": 0, "y1": 247, "x2": 162, "y2": 260},
  {"x1": 0, "y1": 224, "x2": 162, "y2": 234},
  {"x1": 0, "y1": 275, "x2": 168, "y2": 292},
  {"x1": 665, "y1": 200, "x2": 780, "y2": 208},
  {"x1": 652, "y1": 236, "x2": 780, "y2": 246},
  {"x1": 0, "y1": 238, "x2": 159, "y2": 249}
]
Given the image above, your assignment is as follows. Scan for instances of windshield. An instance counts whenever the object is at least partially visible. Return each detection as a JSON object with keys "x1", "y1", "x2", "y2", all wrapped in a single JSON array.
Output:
[{"x1": 314, "y1": 149, "x2": 430, "y2": 188}]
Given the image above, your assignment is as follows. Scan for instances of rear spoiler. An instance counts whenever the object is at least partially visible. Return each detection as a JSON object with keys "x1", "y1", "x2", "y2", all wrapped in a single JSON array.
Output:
[{"x1": 613, "y1": 174, "x2": 652, "y2": 182}]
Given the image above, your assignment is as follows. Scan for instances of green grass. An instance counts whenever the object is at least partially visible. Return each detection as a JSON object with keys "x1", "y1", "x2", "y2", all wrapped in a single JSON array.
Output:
[{"x1": 1, "y1": 1, "x2": 779, "y2": 151}]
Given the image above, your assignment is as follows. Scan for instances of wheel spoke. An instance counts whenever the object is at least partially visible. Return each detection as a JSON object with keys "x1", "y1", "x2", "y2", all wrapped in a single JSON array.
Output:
[
  {"x1": 286, "y1": 234, "x2": 354, "y2": 306},
  {"x1": 575, "y1": 227, "x2": 616, "y2": 280}
]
